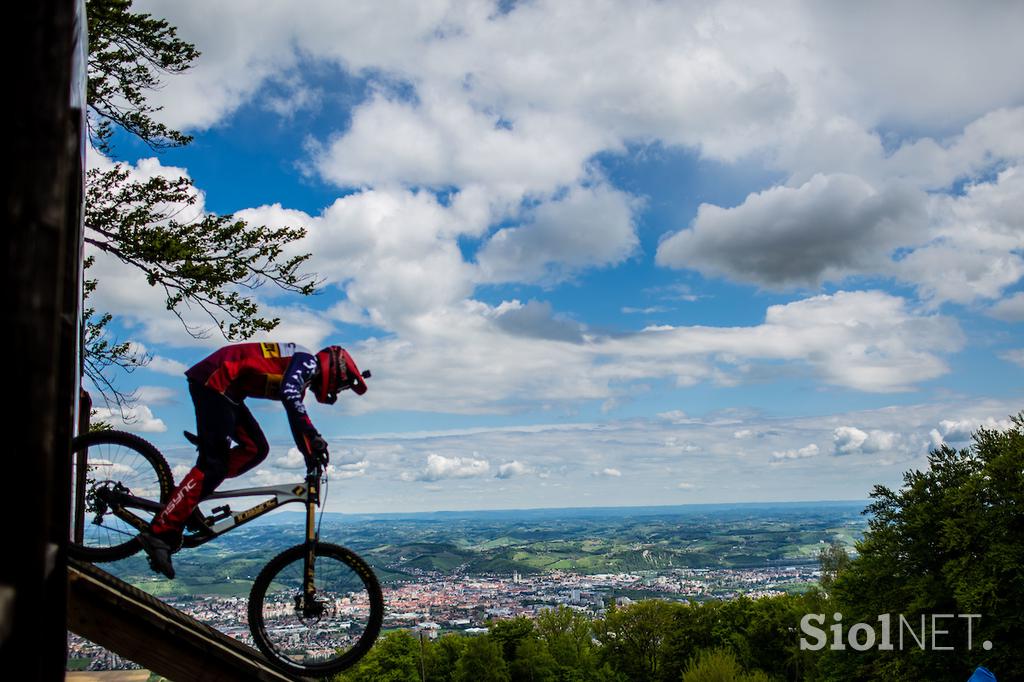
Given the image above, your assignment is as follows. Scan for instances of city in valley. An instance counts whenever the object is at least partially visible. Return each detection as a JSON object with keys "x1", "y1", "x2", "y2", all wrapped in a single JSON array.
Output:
[{"x1": 68, "y1": 502, "x2": 863, "y2": 672}]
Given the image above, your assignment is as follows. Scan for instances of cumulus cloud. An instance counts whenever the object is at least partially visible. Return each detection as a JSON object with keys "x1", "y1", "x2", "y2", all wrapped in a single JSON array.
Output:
[
  {"x1": 275, "y1": 448, "x2": 307, "y2": 470},
  {"x1": 146, "y1": 355, "x2": 189, "y2": 375},
  {"x1": 348, "y1": 289, "x2": 963, "y2": 415},
  {"x1": 988, "y1": 293, "x2": 1024, "y2": 322},
  {"x1": 475, "y1": 184, "x2": 640, "y2": 284},
  {"x1": 496, "y1": 461, "x2": 531, "y2": 479},
  {"x1": 893, "y1": 165, "x2": 1024, "y2": 305},
  {"x1": 91, "y1": 2, "x2": 1020, "y2": 426},
  {"x1": 832, "y1": 427, "x2": 898, "y2": 455},
  {"x1": 242, "y1": 189, "x2": 477, "y2": 332},
  {"x1": 252, "y1": 397, "x2": 1019, "y2": 512},
  {"x1": 493, "y1": 300, "x2": 585, "y2": 343},
  {"x1": 92, "y1": 404, "x2": 167, "y2": 433},
  {"x1": 126, "y1": 342, "x2": 188, "y2": 376},
  {"x1": 329, "y1": 460, "x2": 370, "y2": 479},
  {"x1": 657, "y1": 174, "x2": 925, "y2": 288},
  {"x1": 596, "y1": 468, "x2": 622, "y2": 477},
  {"x1": 597, "y1": 290, "x2": 962, "y2": 394},
  {"x1": 654, "y1": 118, "x2": 1024, "y2": 303},
  {"x1": 929, "y1": 416, "x2": 1013, "y2": 447},
  {"x1": 409, "y1": 453, "x2": 491, "y2": 481}
]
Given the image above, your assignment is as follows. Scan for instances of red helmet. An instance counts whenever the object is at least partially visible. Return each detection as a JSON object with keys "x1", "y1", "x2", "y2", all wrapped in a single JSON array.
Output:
[{"x1": 313, "y1": 346, "x2": 368, "y2": 404}]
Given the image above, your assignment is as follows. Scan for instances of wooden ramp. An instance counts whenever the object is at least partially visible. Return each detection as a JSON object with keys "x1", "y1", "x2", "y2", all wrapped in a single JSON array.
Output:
[{"x1": 67, "y1": 558, "x2": 309, "y2": 681}]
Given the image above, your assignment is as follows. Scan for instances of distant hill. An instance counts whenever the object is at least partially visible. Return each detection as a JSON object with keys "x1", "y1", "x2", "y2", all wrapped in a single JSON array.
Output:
[{"x1": 252, "y1": 499, "x2": 869, "y2": 525}]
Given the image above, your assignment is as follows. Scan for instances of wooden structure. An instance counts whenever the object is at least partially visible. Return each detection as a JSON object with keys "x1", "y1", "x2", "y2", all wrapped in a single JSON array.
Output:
[{"x1": 68, "y1": 559, "x2": 306, "y2": 681}]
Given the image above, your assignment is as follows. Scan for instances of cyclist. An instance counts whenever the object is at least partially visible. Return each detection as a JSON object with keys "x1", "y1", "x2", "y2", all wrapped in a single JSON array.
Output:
[{"x1": 139, "y1": 342, "x2": 368, "y2": 578}]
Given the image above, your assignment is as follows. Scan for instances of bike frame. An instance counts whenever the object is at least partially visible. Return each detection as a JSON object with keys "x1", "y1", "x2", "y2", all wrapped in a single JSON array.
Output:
[
  {"x1": 104, "y1": 463, "x2": 326, "y2": 598},
  {"x1": 178, "y1": 469, "x2": 321, "y2": 549},
  {"x1": 105, "y1": 468, "x2": 320, "y2": 545}
]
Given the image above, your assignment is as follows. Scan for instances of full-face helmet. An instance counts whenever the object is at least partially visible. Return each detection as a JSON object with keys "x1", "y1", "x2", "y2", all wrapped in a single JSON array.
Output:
[{"x1": 313, "y1": 345, "x2": 368, "y2": 404}]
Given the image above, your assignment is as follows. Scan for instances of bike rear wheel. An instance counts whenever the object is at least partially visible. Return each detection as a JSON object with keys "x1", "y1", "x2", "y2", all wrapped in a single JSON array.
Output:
[
  {"x1": 248, "y1": 542, "x2": 384, "y2": 676},
  {"x1": 69, "y1": 430, "x2": 174, "y2": 562}
]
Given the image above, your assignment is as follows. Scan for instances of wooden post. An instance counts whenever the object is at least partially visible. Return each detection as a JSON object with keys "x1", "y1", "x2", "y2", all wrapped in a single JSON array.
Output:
[{"x1": 1, "y1": 0, "x2": 86, "y2": 678}]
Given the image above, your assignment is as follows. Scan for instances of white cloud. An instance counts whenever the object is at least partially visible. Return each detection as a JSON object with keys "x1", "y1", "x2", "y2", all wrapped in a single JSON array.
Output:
[
  {"x1": 146, "y1": 355, "x2": 189, "y2": 375},
  {"x1": 261, "y1": 73, "x2": 322, "y2": 119},
  {"x1": 269, "y1": 397, "x2": 1021, "y2": 512},
  {"x1": 894, "y1": 165, "x2": 1024, "y2": 305},
  {"x1": 832, "y1": 427, "x2": 898, "y2": 455},
  {"x1": 126, "y1": 342, "x2": 188, "y2": 376},
  {"x1": 134, "y1": 386, "x2": 178, "y2": 406},
  {"x1": 92, "y1": 404, "x2": 167, "y2": 433},
  {"x1": 91, "y1": 3, "x2": 1020, "y2": 433},
  {"x1": 999, "y1": 349, "x2": 1024, "y2": 369},
  {"x1": 275, "y1": 448, "x2": 307, "y2": 470},
  {"x1": 929, "y1": 416, "x2": 1013, "y2": 447},
  {"x1": 329, "y1": 460, "x2": 370, "y2": 479},
  {"x1": 476, "y1": 184, "x2": 639, "y2": 284},
  {"x1": 771, "y1": 443, "x2": 819, "y2": 460},
  {"x1": 341, "y1": 290, "x2": 964, "y2": 416},
  {"x1": 596, "y1": 468, "x2": 622, "y2": 478},
  {"x1": 410, "y1": 453, "x2": 491, "y2": 481},
  {"x1": 248, "y1": 468, "x2": 298, "y2": 487},
  {"x1": 657, "y1": 174, "x2": 925, "y2": 288},
  {"x1": 598, "y1": 290, "x2": 962, "y2": 394},
  {"x1": 496, "y1": 461, "x2": 530, "y2": 479},
  {"x1": 988, "y1": 293, "x2": 1024, "y2": 322},
  {"x1": 493, "y1": 300, "x2": 585, "y2": 343}
]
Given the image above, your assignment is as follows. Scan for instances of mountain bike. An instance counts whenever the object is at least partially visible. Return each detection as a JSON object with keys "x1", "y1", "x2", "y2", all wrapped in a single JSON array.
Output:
[{"x1": 68, "y1": 429, "x2": 384, "y2": 677}]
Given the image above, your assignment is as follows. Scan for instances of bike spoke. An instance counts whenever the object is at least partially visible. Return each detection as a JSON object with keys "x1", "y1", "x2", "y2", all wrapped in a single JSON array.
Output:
[
  {"x1": 70, "y1": 432, "x2": 172, "y2": 560},
  {"x1": 250, "y1": 544, "x2": 382, "y2": 673}
]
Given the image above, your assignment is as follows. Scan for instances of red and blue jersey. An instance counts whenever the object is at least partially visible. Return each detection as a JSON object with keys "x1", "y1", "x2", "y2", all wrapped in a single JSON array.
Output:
[{"x1": 186, "y1": 341, "x2": 319, "y2": 450}]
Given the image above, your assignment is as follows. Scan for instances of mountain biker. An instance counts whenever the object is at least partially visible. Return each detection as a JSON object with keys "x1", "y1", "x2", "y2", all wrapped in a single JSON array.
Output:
[{"x1": 138, "y1": 341, "x2": 368, "y2": 578}]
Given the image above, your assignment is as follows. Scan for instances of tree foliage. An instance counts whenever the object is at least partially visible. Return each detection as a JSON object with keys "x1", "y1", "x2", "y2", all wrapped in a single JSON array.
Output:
[
  {"x1": 85, "y1": 166, "x2": 315, "y2": 339},
  {"x1": 86, "y1": 0, "x2": 197, "y2": 154},
  {"x1": 83, "y1": 0, "x2": 315, "y2": 410},
  {"x1": 825, "y1": 413, "x2": 1024, "y2": 680},
  {"x1": 337, "y1": 629, "x2": 421, "y2": 682},
  {"x1": 455, "y1": 635, "x2": 510, "y2": 682},
  {"x1": 681, "y1": 648, "x2": 773, "y2": 682},
  {"x1": 816, "y1": 541, "x2": 850, "y2": 594}
]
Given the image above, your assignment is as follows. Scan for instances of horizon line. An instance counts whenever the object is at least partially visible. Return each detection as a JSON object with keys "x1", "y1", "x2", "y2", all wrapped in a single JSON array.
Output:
[{"x1": 278, "y1": 497, "x2": 873, "y2": 518}]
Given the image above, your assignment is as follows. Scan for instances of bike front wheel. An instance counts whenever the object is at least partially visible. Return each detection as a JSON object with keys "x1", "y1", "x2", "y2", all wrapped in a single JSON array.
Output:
[
  {"x1": 248, "y1": 542, "x2": 384, "y2": 676},
  {"x1": 69, "y1": 430, "x2": 174, "y2": 562}
]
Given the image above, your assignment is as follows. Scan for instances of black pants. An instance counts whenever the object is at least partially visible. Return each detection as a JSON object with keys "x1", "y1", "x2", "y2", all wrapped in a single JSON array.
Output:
[{"x1": 188, "y1": 381, "x2": 270, "y2": 497}]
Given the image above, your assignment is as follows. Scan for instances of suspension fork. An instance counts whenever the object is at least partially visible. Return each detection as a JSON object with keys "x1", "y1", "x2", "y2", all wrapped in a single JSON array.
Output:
[{"x1": 302, "y1": 469, "x2": 321, "y2": 605}]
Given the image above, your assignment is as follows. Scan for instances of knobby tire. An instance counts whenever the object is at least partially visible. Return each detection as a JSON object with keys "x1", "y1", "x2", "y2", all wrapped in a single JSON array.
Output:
[
  {"x1": 248, "y1": 542, "x2": 384, "y2": 676},
  {"x1": 68, "y1": 430, "x2": 173, "y2": 562}
]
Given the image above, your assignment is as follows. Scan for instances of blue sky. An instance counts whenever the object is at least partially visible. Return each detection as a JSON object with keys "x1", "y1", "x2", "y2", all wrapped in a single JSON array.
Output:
[{"x1": 88, "y1": 0, "x2": 1022, "y2": 513}]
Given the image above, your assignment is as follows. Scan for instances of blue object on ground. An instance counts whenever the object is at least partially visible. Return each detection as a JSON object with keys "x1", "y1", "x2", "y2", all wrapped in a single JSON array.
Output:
[{"x1": 968, "y1": 667, "x2": 996, "y2": 682}]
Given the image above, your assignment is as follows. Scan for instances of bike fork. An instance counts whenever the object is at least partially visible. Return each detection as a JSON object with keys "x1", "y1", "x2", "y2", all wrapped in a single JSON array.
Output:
[{"x1": 301, "y1": 476, "x2": 320, "y2": 613}]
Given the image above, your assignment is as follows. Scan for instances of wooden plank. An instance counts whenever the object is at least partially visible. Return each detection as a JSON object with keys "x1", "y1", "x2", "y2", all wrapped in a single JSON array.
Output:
[{"x1": 67, "y1": 559, "x2": 306, "y2": 682}]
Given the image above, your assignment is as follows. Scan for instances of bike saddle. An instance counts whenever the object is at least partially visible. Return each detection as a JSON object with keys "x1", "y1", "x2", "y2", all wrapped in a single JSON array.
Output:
[{"x1": 184, "y1": 430, "x2": 200, "y2": 446}]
